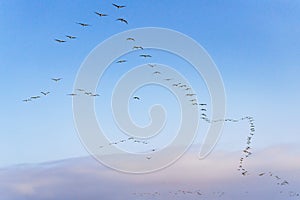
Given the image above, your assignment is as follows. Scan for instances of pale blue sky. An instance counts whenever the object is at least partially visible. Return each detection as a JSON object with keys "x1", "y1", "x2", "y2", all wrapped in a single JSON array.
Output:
[{"x1": 0, "y1": 0, "x2": 300, "y2": 168}]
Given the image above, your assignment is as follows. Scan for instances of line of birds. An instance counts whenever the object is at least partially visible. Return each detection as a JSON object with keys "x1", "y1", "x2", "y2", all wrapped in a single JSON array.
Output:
[
  {"x1": 54, "y1": 3, "x2": 128, "y2": 43},
  {"x1": 132, "y1": 190, "x2": 226, "y2": 198},
  {"x1": 98, "y1": 136, "x2": 158, "y2": 158},
  {"x1": 67, "y1": 88, "x2": 100, "y2": 97},
  {"x1": 22, "y1": 78, "x2": 61, "y2": 102},
  {"x1": 22, "y1": 78, "x2": 101, "y2": 102}
]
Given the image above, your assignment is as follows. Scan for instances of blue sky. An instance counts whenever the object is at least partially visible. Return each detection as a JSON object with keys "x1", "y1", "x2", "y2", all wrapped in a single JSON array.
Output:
[{"x1": 0, "y1": 0, "x2": 300, "y2": 170}]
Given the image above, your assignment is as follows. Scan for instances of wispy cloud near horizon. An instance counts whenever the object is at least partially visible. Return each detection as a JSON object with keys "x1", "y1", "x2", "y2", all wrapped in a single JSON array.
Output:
[{"x1": 1, "y1": 145, "x2": 300, "y2": 200}]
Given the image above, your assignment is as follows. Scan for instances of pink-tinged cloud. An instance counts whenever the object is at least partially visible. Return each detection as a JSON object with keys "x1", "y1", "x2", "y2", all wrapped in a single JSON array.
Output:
[{"x1": 0, "y1": 145, "x2": 299, "y2": 200}]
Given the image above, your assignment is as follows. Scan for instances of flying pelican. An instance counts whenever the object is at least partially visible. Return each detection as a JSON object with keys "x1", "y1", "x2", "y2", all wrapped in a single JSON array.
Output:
[
  {"x1": 148, "y1": 64, "x2": 156, "y2": 68},
  {"x1": 242, "y1": 171, "x2": 248, "y2": 176},
  {"x1": 30, "y1": 96, "x2": 41, "y2": 99},
  {"x1": 65, "y1": 35, "x2": 76, "y2": 39},
  {"x1": 116, "y1": 60, "x2": 127, "y2": 63},
  {"x1": 116, "y1": 18, "x2": 128, "y2": 24},
  {"x1": 67, "y1": 93, "x2": 77, "y2": 96},
  {"x1": 76, "y1": 88, "x2": 85, "y2": 92},
  {"x1": 41, "y1": 91, "x2": 50, "y2": 96},
  {"x1": 54, "y1": 39, "x2": 66, "y2": 43},
  {"x1": 186, "y1": 93, "x2": 196, "y2": 96},
  {"x1": 164, "y1": 78, "x2": 172, "y2": 81},
  {"x1": 76, "y1": 22, "x2": 90, "y2": 27},
  {"x1": 139, "y1": 54, "x2": 152, "y2": 58},
  {"x1": 281, "y1": 180, "x2": 289, "y2": 185},
  {"x1": 133, "y1": 46, "x2": 144, "y2": 50},
  {"x1": 51, "y1": 78, "x2": 62, "y2": 82},
  {"x1": 90, "y1": 93, "x2": 100, "y2": 97},
  {"x1": 94, "y1": 12, "x2": 108, "y2": 17},
  {"x1": 112, "y1": 3, "x2": 126, "y2": 9},
  {"x1": 133, "y1": 96, "x2": 140, "y2": 100},
  {"x1": 126, "y1": 37, "x2": 135, "y2": 41},
  {"x1": 199, "y1": 103, "x2": 207, "y2": 106},
  {"x1": 153, "y1": 71, "x2": 161, "y2": 75},
  {"x1": 22, "y1": 99, "x2": 31, "y2": 102}
]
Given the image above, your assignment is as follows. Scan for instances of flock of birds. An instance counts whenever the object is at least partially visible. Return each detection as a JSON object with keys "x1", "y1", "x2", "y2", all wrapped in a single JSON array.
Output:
[
  {"x1": 54, "y1": 3, "x2": 128, "y2": 44},
  {"x1": 22, "y1": 78, "x2": 61, "y2": 102},
  {"x1": 22, "y1": 78, "x2": 100, "y2": 102},
  {"x1": 132, "y1": 190, "x2": 225, "y2": 198},
  {"x1": 22, "y1": 1, "x2": 299, "y2": 199}
]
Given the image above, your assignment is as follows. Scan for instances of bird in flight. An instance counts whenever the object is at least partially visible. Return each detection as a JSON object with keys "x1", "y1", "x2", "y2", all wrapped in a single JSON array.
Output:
[
  {"x1": 95, "y1": 12, "x2": 108, "y2": 17},
  {"x1": 76, "y1": 22, "x2": 90, "y2": 27},
  {"x1": 133, "y1": 96, "x2": 140, "y2": 100},
  {"x1": 153, "y1": 71, "x2": 161, "y2": 75},
  {"x1": 90, "y1": 93, "x2": 100, "y2": 97},
  {"x1": 54, "y1": 39, "x2": 66, "y2": 43},
  {"x1": 51, "y1": 78, "x2": 62, "y2": 82},
  {"x1": 281, "y1": 180, "x2": 289, "y2": 185},
  {"x1": 112, "y1": 3, "x2": 126, "y2": 9},
  {"x1": 242, "y1": 171, "x2": 248, "y2": 176},
  {"x1": 41, "y1": 91, "x2": 50, "y2": 96},
  {"x1": 164, "y1": 78, "x2": 172, "y2": 81},
  {"x1": 186, "y1": 93, "x2": 196, "y2": 96},
  {"x1": 133, "y1": 46, "x2": 144, "y2": 50},
  {"x1": 116, "y1": 18, "x2": 128, "y2": 24},
  {"x1": 31, "y1": 96, "x2": 41, "y2": 99},
  {"x1": 66, "y1": 35, "x2": 76, "y2": 39},
  {"x1": 126, "y1": 37, "x2": 135, "y2": 41},
  {"x1": 67, "y1": 93, "x2": 77, "y2": 96},
  {"x1": 140, "y1": 54, "x2": 152, "y2": 58},
  {"x1": 22, "y1": 99, "x2": 31, "y2": 102},
  {"x1": 148, "y1": 64, "x2": 156, "y2": 68},
  {"x1": 116, "y1": 60, "x2": 127, "y2": 63}
]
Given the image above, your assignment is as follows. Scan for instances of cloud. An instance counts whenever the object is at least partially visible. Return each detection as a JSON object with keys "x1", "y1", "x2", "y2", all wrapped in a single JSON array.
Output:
[{"x1": 0, "y1": 145, "x2": 300, "y2": 200}]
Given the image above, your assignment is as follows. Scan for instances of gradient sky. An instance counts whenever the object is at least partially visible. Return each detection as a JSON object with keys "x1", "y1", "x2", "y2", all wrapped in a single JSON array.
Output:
[{"x1": 0, "y1": 0, "x2": 300, "y2": 171}]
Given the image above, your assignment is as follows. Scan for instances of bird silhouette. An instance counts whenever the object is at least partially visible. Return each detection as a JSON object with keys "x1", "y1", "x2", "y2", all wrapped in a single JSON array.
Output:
[
  {"x1": 116, "y1": 60, "x2": 127, "y2": 63},
  {"x1": 76, "y1": 22, "x2": 90, "y2": 27},
  {"x1": 51, "y1": 78, "x2": 62, "y2": 82},
  {"x1": 22, "y1": 99, "x2": 31, "y2": 102},
  {"x1": 67, "y1": 93, "x2": 77, "y2": 96},
  {"x1": 139, "y1": 54, "x2": 152, "y2": 58},
  {"x1": 95, "y1": 12, "x2": 108, "y2": 17},
  {"x1": 153, "y1": 71, "x2": 161, "y2": 75},
  {"x1": 116, "y1": 18, "x2": 128, "y2": 24},
  {"x1": 54, "y1": 39, "x2": 66, "y2": 43},
  {"x1": 41, "y1": 91, "x2": 50, "y2": 96},
  {"x1": 133, "y1": 46, "x2": 144, "y2": 50},
  {"x1": 148, "y1": 64, "x2": 156, "y2": 68},
  {"x1": 126, "y1": 37, "x2": 135, "y2": 41},
  {"x1": 66, "y1": 35, "x2": 76, "y2": 39},
  {"x1": 30, "y1": 96, "x2": 41, "y2": 99},
  {"x1": 112, "y1": 3, "x2": 126, "y2": 9}
]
